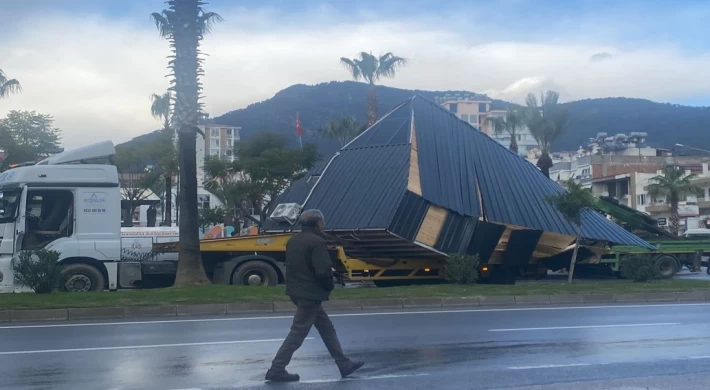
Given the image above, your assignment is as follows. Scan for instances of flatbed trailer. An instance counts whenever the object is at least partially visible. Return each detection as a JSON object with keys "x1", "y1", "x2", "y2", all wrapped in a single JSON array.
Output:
[{"x1": 592, "y1": 196, "x2": 710, "y2": 278}]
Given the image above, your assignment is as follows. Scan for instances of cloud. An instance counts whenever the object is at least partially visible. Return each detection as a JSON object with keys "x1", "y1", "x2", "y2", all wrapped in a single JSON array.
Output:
[{"x1": 1, "y1": 4, "x2": 709, "y2": 149}]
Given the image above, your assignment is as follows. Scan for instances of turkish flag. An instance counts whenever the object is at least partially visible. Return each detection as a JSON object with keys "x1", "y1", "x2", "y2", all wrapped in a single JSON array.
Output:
[{"x1": 296, "y1": 113, "x2": 303, "y2": 137}]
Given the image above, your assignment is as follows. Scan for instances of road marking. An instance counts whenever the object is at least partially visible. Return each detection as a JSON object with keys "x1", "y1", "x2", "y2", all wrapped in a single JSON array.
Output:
[
  {"x1": 1, "y1": 302, "x2": 708, "y2": 329},
  {"x1": 300, "y1": 373, "x2": 430, "y2": 383},
  {"x1": 0, "y1": 338, "x2": 312, "y2": 356},
  {"x1": 509, "y1": 363, "x2": 593, "y2": 370},
  {"x1": 511, "y1": 356, "x2": 710, "y2": 370},
  {"x1": 676, "y1": 356, "x2": 710, "y2": 360},
  {"x1": 489, "y1": 322, "x2": 680, "y2": 332}
]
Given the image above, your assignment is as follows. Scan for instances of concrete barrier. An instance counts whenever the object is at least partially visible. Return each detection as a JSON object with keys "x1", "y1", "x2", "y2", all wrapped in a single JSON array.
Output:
[
  {"x1": 3, "y1": 291, "x2": 709, "y2": 323},
  {"x1": 403, "y1": 298, "x2": 443, "y2": 308},
  {"x1": 176, "y1": 304, "x2": 226, "y2": 316},
  {"x1": 441, "y1": 297, "x2": 480, "y2": 307},
  {"x1": 125, "y1": 305, "x2": 178, "y2": 317},
  {"x1": 479, "y1": 295, "x2": 516, "y2": 306},
  {"x1": 10, "y1": 309, "x2": 68, "y2": 322},
  {"x1": 549, "y1": 294, "x2": 584, "y2": 304},
  {"x1": 361, "y1": 299, "x2": 404, "y2": 309},
  {"x1": 227, "y1": 302, "x2": 274, "y2": 314},
  {"x1": 68, "y1": 307, "x2": 125, "y2": 320},
  {"x1": 514, "y1": 295, "x2": 551, "y2": 305}
]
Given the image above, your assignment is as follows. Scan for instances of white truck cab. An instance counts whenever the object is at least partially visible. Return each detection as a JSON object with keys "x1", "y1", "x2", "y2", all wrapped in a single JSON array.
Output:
[{"x1": 0, "y1": 141, "x2": 178, "y2": 293}]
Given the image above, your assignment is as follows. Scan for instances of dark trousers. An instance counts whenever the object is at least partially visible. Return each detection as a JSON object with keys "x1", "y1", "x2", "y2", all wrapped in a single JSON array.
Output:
[{"x1": 271, "y1": 299, "x2": 347, "y2": 370}]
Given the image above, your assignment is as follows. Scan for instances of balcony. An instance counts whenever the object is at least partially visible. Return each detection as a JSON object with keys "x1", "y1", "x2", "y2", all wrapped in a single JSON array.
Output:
[{"x1": 645, "y1": 203, "x2": 670, "y2": 213}]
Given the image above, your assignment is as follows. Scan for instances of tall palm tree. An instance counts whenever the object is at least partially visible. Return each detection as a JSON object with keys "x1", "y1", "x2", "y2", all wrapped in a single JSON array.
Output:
[
  {"x1": 0, "y1": 68, "x2": 22, "y2": 99},
  {"x1": 150, "y1": 91, "x2": 178, "y2": 227},
  {"x1": 320, "y1": 116, "x2": 363, "y2": 147},
  {"x1": 486, "y1": 109, "x2": 525, "y2": 154},
  {"x1": 523, "y1": 90, "x2": 569, "y2": 178},
  {"x1": 340, "y1": 52, "x2": 408, "y2": 127},
  {"x1": 647, "y1": 165, "x2": 702, "y2": 236},
  {"x1": 151, "y1": 0, "x2": 222, "y2": 286}
]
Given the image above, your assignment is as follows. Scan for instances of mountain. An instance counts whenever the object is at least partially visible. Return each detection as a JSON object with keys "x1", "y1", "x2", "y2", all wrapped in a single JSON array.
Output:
[{"x1": 118, "y1": 81, "x2": 710, "y2": 157}]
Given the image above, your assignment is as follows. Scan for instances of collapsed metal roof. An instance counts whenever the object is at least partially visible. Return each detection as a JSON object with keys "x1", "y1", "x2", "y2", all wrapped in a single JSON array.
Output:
[{"x1": 264, "y1": 96, "x2": 653, "y2": 252}]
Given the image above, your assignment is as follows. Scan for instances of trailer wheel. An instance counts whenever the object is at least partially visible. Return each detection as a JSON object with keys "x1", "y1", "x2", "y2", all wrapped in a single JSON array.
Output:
[
  {"x1": 60, "y1": 264, "x2": 105, "y2": 292},
  {"x1": 232, "y1": 261, "x2": 278, "y2": 287},
  {"x1": 654, "y1": 255, "x2": 679, "y2": 279}
]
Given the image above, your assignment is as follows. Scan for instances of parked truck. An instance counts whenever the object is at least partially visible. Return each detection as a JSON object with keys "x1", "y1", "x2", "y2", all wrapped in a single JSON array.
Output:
[{"x1": 590, "y1": 196, "x2": 710, "y2": 278}]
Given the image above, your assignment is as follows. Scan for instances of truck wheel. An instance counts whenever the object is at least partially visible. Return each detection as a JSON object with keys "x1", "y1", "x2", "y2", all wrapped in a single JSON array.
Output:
[
  {"x1": 654, "y1": 255, "x2": 679, "y2": 279},
  {"x1": 232, "y1": 261, "x2": 278, "y2": 286},
  {"x1": 61, "y1": 264, "x2": 105, "y2": 292}
]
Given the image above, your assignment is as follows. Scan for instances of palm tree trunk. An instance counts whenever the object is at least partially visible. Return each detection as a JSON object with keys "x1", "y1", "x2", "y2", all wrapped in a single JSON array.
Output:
[
  {"x1": 670, "y1": 199, "x2": 680, "y2": 236},
  {"x1": 164, "y1": 175, "x2": 172, "y2": 226},
  {"x1": 537, "y1": 152, "x2": 553, "y2": 178},
  {"x1": 510, "y1": 138, "x2": 519, "y2": 154},
  {"x1": 567, "y1": 227, "x2": 582, "y2": 284},
  {"x1": 367, "y1": 83, "x2": 377, "y2": 127},
  {"x1": 172, "y1": 0, "x2": 209, "y2": 286}
]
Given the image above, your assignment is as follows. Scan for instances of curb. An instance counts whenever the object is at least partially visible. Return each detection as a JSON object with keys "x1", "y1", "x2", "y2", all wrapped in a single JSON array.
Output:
[{"x1": 2, "y1": 291, "x2": 709, "y2": 323}]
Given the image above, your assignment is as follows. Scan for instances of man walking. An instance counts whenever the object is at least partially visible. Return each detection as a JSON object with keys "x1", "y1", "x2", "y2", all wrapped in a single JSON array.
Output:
[{"x1": 265, "y1": 209, "x2": 364, "y2": 382}]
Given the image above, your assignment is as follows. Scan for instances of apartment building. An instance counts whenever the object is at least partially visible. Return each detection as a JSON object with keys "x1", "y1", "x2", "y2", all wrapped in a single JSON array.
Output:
[{"x1": 435, "y1": 94, "x2": 539, "y2": 156}]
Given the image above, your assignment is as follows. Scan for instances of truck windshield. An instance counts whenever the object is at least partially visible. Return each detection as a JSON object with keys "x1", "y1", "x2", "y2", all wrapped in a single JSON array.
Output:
[{"x1": 0, "y1": 190, "x2": 21, "y2": 224}]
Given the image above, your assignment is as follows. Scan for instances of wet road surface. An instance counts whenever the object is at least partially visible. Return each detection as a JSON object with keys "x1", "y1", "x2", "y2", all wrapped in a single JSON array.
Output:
[{"x1": 2, "y1": 302, "x2": 710, "y2": 389}]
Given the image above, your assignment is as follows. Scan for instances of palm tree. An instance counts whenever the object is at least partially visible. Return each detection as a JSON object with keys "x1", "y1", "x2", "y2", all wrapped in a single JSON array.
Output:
[
  {"x1": 0, "y1": 68, "x2": 22, "y2": 99},
  {"x1": 647, "y1": 165, "x2": 702, "y2": 236},
  {"x1": 320, "y1": 116, "x2": 363, "y2": 147},
  {"x1": 523, "y1": 90, "x2": 569, "y2": 178},
  {"x1": 150, "y1": 91, "x2": 177, "y2": 227},
  {"x1": 151, "y1": 0, "x2": 222, "y2": 286},
  {"x1": 486, "y1": 109, "x2": 525, "y2": 154},
  {"x1": 340, "y1": 52, "x2": 408, "y2": 127}
]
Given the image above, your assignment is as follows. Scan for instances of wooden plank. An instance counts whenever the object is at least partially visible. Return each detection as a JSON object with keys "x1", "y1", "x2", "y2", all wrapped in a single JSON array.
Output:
[
  {"x1": 415, "y1": 205, "x2": 447, "y2": 246},
  {"x1": 407, "y1": 121, "x2": 422, "y2": 196}
]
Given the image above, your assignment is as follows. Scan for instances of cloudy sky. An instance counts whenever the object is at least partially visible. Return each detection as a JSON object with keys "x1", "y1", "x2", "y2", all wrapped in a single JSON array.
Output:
[{"x1": 1, "y1": 0, "x2": 709, "y2": 149}]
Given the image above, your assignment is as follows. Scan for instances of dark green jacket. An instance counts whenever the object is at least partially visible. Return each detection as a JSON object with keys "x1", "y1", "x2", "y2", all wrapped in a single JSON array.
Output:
[{"x1": 284, "y1": 228, "x2": 334, "y2": 301}]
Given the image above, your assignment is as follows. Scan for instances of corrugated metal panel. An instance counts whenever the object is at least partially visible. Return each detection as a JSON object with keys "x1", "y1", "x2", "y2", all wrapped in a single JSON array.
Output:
[
  {"x1": 435, "y1": 212, "x2": 478, "y2": 254},
  {"x1": 412, "y1": 97, "x2": 481, "y2": 217},
  {"x1": 345, "y1": 100, "x2": 412, "y2": 150},
  {"x1": 389, "y1": 190, "x2": 429, "y2": 241},
  {"x1": 304, "y1": 144, "x2": 409, "y2": 230},
  {"x1": 410, "y1": 96, "x2": 653, "y2": 249}
]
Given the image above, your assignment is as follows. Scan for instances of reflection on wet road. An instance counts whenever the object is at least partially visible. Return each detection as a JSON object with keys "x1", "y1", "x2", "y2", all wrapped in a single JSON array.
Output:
[{"x1": 2, "y1": 302, "x2": 710, "y2": 389}]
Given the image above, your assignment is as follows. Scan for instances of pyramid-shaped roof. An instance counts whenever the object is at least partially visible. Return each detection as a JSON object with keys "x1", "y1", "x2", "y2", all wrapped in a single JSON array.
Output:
[{"x1": 264, "y1": 96, "x2": 652, "y2": 250}]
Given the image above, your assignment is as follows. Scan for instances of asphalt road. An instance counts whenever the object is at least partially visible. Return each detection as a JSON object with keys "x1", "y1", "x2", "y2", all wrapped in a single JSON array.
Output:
[{"x1": 2, "y1": 302, "x2": 710, "y2": 390}]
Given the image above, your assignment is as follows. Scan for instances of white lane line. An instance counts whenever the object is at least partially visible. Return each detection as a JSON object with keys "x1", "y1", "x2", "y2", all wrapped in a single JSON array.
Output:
[
  {"x1": 1, "y1": 302, "x2": 708, "y2": 329},
  {"x1": 489, "y1": 322, "x2": 680, "y2": 332},
  {"x1": 300, "y1": 373, "x2": 430, "y2": 383},
  {"x1": 511, "y1": 355, "x2": 710, "y2": 370},
  {"x1": 509, "y1": 363, "x2": 593, "y2": 370},
  {"x1": 676, "y1": 356, "x2": 710, "y2": 360},
  {"x1": 0, "y1": 338, "x2": 312, "y2": 356}
]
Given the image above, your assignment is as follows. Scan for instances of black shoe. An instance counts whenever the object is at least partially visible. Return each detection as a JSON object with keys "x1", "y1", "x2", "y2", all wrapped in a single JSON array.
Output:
[
  {"x1": 265, "y1": 368, "x2": 300, "y2": 382},
  {"x1": 338, "y1": 360, "x2": 365, "y2": 378}
]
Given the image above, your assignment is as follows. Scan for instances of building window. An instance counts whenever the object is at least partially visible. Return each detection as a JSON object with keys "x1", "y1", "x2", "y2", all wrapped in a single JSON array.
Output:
[
  {"x1": 209, "y1": 149, "x2": 219, "y2": 156},
  {"x1": 198, "y1": 195, "x2": 210, "y2": 209},
  {"x1": 461, "y1": 114, "x2": 469, "y2": 122},
  {"x1": 479, "y1": 103, "x2": 487, "y2": 113},
  {"x1": 226, "y1": 128, "x2": 232, "y2": 138},
  {"x1": 637, "y1": 194, "x2": 647, "y2": 206},
  {"x1": 449, "y1": 103, "x2": 458, "y2": 114},
  {"x1": 468, "y1": 114, "x2": 478, "y2": 124},
  {"x1": 679, "y1": 193, "x2": 687, "y2": 202},
  {"x1": 210, "y1": 128, "x2": 219, "y2": 138},
  {"x1": 210, "y1": 138, "x2": 220, "y2": 148},
  {"x1": 517, "y1": 135, "x2": 522, "y2": 141}
]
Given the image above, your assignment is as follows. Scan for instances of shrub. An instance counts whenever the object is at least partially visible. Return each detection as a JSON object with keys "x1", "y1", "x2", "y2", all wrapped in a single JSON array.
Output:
[
  {"x1": 619, "y1": 255, "x2": 657, "y2": 282},
  {"x1": 445, "y1": 254, "x2": 480, "y2": 284},
  {"x1": 13, "y1": 249, "x2": 62, "y2": 294}
]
